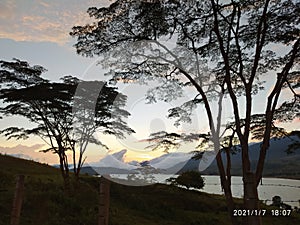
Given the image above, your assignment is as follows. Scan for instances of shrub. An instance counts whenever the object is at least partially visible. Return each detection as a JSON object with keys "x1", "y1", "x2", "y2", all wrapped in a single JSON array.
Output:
[{"x1": 166, "y1": 171, "x2": 205, "y2": 190}]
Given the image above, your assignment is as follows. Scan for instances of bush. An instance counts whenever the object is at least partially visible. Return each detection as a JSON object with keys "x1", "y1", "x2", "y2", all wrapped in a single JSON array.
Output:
[{"x1": 166, "y1": 171, "x2": 205, "y2": 190}]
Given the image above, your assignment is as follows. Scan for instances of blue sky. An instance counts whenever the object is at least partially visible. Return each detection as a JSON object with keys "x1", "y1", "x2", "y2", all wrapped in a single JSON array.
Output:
[
  {"x1": 0, "y1": 0, "x2": 197, "y2": 163},
  {"x1": 0, "y1": 0, "x2": 117, "y2": 163},
  {"x1": 0, "y1": 0, "x2": 299, "y2": 164}
]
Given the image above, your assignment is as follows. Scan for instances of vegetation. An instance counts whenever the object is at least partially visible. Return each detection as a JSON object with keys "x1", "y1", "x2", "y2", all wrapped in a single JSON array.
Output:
[
  {"x1": 1, "y1": 154, "x2": 300, "y2": 225},
  {"x1": 71, "y1": 1, "x2": 300, "y2": 224},
  {"x1": 0, "y1": 59, "x2": 134, "y2": 189},
  {"x1": 166, "y1": 171, "x2": 205, "y2": 190}
]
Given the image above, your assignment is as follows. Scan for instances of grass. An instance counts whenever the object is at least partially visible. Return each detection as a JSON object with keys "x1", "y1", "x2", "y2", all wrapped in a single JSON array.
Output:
[{"x1": 1, "y1": 153, "x2": 300, "y2": 225}]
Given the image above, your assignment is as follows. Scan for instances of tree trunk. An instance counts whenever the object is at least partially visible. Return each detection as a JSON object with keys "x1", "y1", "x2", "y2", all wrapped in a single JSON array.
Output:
[
  {"x1": 215, "y1": 153, "x2": 238, "y2": 225},
  {"x1": 223, "y1": 180, "x2": 238, "y2": 225},
  {"x1": 242, "y1": 172, "x2": 262, "y2": 225},
  {"x1": 58, "y1": 152, "x2": 71, "y2": 193}
]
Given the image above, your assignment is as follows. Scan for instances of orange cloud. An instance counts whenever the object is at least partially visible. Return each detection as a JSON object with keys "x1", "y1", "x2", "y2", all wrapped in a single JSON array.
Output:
[
  {"x1": 0, "y1": 0, "x2": 110, "y2": 45},
  {"x1": 0, "y1": 143, "x2": 61, "y2": 164},
  {"x1": 0, "y1": 143, "x2": 44, "y2": 152},
  {"x1": 0, "y1": 1, "x2": 16, "y2": 19}
]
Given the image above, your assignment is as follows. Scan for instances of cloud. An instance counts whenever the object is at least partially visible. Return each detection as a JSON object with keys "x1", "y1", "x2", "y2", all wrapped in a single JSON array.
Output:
[
  {"x1": 0, "y1": 143, "x2": 61, "y2": 164},
  {"x1": 0, "y1": 0, "x2": 111, "y2": 45},
  {"x1": 0, "y1": 1, "x2": 16, "y2": 20},
  {"x1": 0, "y1": 143, "x2": 45, "y2": 153},
  {"x1": 0, "y1": 143, "x2": 43, "y2": 162},
  {"x1": 39, "y1": 1, "x2": 50, "y2": 8}
]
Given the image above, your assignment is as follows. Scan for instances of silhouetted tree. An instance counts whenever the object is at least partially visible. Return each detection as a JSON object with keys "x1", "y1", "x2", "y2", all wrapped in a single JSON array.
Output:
[
  {"x1": 167, "y1": 171, "x2": 205, "y2": 190},
  {"x1": 65, "y1": 76, "x2": 134, "y2": 179},
  {"x1": 70, "y1": 1, "x2": 300, "y2": 224},
  {"x1": 0, "y1": 59, "x2": 134, "y2": 189}
]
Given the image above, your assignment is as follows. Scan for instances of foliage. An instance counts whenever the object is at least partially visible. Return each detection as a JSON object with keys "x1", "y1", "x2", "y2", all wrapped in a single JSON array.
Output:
[
  {"x1": 70, "y1": 0, "x2": 300, "y2": 158},
  {"x1": 71, "y1": 1, "x2": 299, "y2": 224},
  {"x1": 0, "y1": 59, "x2": 134, "y2": 185},
  {"x1": 166, "y1": 171, "x2": 205, "y2": 190}
]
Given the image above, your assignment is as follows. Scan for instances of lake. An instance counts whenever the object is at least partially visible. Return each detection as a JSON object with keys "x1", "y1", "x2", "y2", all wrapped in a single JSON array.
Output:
[
  {"x1": 202, "y1": 176, "x2": 300, "y2": 208},
  {"x1": 109, "y1": 174, "x2": 300, "y2": 208}
]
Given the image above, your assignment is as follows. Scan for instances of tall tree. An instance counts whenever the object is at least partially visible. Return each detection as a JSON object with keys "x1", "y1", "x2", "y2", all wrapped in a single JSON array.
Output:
[
  {"x1": 69, "y1": 77, "x2": 134, "y2": 178},
  {"x1": 0, "y1": 59, "x2": 134, "y2": 189},
  {"x1": 70, "y1": 1, "x2": 300, "y2": 224}
]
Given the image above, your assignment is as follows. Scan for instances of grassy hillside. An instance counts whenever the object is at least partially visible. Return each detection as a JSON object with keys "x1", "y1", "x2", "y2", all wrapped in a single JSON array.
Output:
[{"x1": 1, "y1": 154, "x2": 300, "y2": 225}]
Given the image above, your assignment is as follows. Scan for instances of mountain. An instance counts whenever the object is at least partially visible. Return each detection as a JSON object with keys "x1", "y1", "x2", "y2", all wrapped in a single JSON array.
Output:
[
  {"x1": 81, "y1": 149, "x2": 138, "y2": 175},
  {"x1": 81, "y1": 150, "x2": 193, "y2": 175},
  {"x1": 128, "y1": 160, "x2": 140, "y2": 166},
  {"x1": 88, "y1": 149, "x2": 137, "y2": 170},
  {"x1": 80, "y1": 135, "x2": 300, "y2": 178},
  {"x1": 143, "y1": 135, "x2": 300, "y2": 175},
  {"x1": 148, "y1": 152, "x2": 192, "y2": 169},
  {"x1": 179, "y1": 135, "x2": 300, "y2": 177}
]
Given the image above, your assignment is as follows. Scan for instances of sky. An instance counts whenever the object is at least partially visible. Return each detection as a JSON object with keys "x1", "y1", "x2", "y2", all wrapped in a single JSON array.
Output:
[
  {"x1": 0, "y1": 0, "x2": 299, "y2": 165},
  {"x1": 0, "y1": 0, "x2": 198, "y2": 164}
]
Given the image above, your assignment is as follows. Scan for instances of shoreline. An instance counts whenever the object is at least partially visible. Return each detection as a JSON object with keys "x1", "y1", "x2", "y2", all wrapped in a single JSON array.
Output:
[{"x1": 202, "y1": 174, "x2": 300, "y2": 181}]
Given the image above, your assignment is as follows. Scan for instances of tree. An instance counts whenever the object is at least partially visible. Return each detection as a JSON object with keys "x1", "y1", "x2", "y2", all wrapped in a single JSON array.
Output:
[
  {"x1": 271, "y1": 196, "x2": 282, "y2": 207},
  {"x1": 166, "y1": 171, "x2": 205, "y2": 190},
  {"x1": 0, "y1": 59, "x2": 134, "y2": 189},
  {"x1": 65, "y1": 76, "x2": 135, "y2": 179},
  {"x1": 70, "y1": 1, "x2": 300, "y2": 224}
]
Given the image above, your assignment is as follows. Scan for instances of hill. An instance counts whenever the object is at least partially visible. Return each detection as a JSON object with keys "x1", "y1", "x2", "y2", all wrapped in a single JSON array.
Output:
[
  {"x1": 0, "y1": 153, "x2": 61, "y2": 177},
  {"x1": 1, "y1": 154, "x2": 300, "y2": 225},
  {"x1": 179, "y1": 135, "x2": 300, "y2": 177},
  {"x1": 81, "y1": 135, "x2": 300, "y2": 179}
]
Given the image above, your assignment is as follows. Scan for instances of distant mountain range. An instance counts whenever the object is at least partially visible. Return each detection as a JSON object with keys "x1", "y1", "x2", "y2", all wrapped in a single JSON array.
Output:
[
  {"x1": 179, "y1": 135, "x2": 300, "y2": 177},
  {"x1": 80, "y1": 135, "x2": 300, "y2": 178},
  {"x1": 81, "y1": 150, "x2": 192, "y2": 175}
]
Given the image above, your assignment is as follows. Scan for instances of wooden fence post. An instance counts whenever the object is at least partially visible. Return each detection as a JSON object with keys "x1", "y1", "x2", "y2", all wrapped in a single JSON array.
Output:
[
  {"x1": 98, "y1": 176, "x2": 110, "y2": 225},
  {"x1": 11, "y1": 175, "x2": 25, "y2": 225}
]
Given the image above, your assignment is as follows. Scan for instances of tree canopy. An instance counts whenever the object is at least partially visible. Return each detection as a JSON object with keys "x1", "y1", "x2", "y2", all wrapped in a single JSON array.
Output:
[
  {"x1": 70, "y1": 1, "x2": 299, "y2": 224},
  {"x1": 71, "y1": 0, "x2": 299, "y2": 150},
  {"x1": 0, "y1": 59, "x2": 134, "y2": 185},
  {"x1": 166, "y1": 171, "x2": 205, "y2": 190}
]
